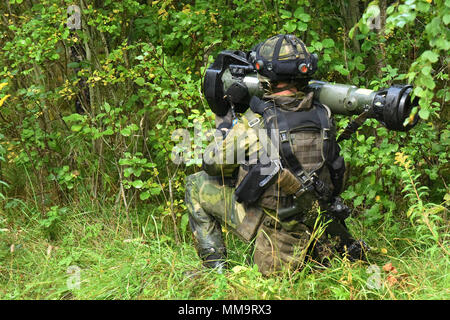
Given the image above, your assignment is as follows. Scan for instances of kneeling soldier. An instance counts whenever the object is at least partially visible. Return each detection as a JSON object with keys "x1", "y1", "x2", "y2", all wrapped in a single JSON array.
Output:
[{"x1": 185, "y1": 34, "x2": 367, "y2": 275}]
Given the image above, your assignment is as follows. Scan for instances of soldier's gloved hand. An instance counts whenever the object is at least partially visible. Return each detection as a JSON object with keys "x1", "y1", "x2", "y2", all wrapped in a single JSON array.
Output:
[
  {"x1": 220, "y1": 128, "x2": 230, "y2": 138},
  {"x1": 328, "y1": 196, "x2": 351, "y2": 220},
  {"x1": 217, "y1": 122, "x2": 232, "y2": 138}
]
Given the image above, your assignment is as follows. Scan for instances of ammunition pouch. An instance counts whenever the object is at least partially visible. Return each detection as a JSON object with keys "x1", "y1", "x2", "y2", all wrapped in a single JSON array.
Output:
[{"x1": 277, "y1": 168, "x2": 301, "y2": 195}]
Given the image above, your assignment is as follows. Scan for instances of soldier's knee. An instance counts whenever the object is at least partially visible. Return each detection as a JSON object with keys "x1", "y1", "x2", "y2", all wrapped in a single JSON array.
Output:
[
  {"x1": 185, "y1": 171, "x2": 208, "y2": 189},
  {"x1": 185, "y1": 172, "x2": 197, "y2": 187},
  {"x1": 185, "y1": 172, "x2": 202, "y2": 197},
  {"x1": 185, "y1": 171, "x2": 210, "y2": 213},
  {"x1": 253, "y1": 218, "x2": 312, "y2": 275}
]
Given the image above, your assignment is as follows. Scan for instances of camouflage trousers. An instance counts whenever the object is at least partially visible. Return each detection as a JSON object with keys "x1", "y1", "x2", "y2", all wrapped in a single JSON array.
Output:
[{"x1": 185, "y1": 171, "x2": 336, "y2": 275}]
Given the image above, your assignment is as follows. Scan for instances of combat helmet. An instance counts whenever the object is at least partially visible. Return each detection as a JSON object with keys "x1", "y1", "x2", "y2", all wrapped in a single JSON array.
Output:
[{"x1": 249, "y1": 34, "x2": 318, "y2": 81}]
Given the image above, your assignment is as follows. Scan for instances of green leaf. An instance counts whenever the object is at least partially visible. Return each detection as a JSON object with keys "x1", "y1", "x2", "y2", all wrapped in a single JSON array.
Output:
[
  {"x1": 434, "y1": 38, "x2": 450, "y2": 51},
  {"x1": 140, "y1": 191, "x2": 150, "y2": 200},
  {"x1": 103, "y1": 128, "x2": 114, "y2": 136},
  {"x1": 62, "y1": 29, "x2": 70, "y2": 40},
  {"x1": 150, "y1": 187, "x2": 161, "y2": 195},
  {"x1": 297, "y1": 22, "x2": 307, "y2": 32},
  {"x1": 361, "y1": 40, "x2": 373, "y2": 52},
  {"x1": 334, "y1": 64, "x2": 350, "y2": 76},
  {"x1": 416, "y1": 1, "x2": 430, "y2": 12},
  {"x1": 134, "y1": 168, "x2": 143, "y2": 177},
  {"x1": 71, "y1": 124, "x2": 83, "y2": 132},
  {"x1": 356, "y1": 62, "x2": 365, "y2": 71},
  {"x1": 422, "y1": 75, "x2": 435, "y2": 89},
  {"x1": 357, "y1": 134, "x2": 365, "y2": 142},
  {"x1": 312, "y1": 41, "x2": 323, "y2": 51},
  {"x1": 414, "y1": 87, "x2": 425, "y2": 97},
  {"x1": 349, "y1": 25, "x2": 357, "y2": 39},
  {"x1": 354, "y1": 195, "x2": 364, "y2": 207},
  {"x1": 293, "y1": 7, "x2": 304, "y2": 19},
  {"x1": 132, "y1": 180, "x2": 144, "y2": 189},
  {"x1": 67, "y1": 62, "x2": 80, "y2": 69},
  {"x1": 180, "y1": 213, "x2": 189, "y2": 234},
  {"x1": 280, "y1": 9, "x2": 292, "y2": 19},
  {"x1": 359, "y1": 21, "x2": 370, "y2": 34},
  {"x1": 322, "y1": 38, "x2": 335, "y2": 48},
  {"x1": 421, "y1": 65, "x2": 432, "y2": 76},
  {"x1": 129, "y1": 123, "x2": 139, "y2": 131},
  {"x1": 134, "y1": 77, "x2": 146, "y2": 86},
  {"x1": 296, "y1": 13, "x2": 311, "y2": 22},
  {"x1": 284, "y1": 21, "x2": 297, "y2": 33},
  {"x1": 422, "y1": 50, "x2": 439, "y2": 63},
  {"x1": 444, "y1": 14, "x2": 450, "y2": 25},
  {"x1": 418, "y1": 108, "x2": 430, "y2": 120},
  {"x1": 124, "y1": 167, "x2": 134, "y2": 178},
  {"x1": 121, "y1": 127, "x2": 131, "y2": 137},
  {"x1": 63, "y1": 113, "x2": 85, "y2": 123},
  {"x1": 386, "y1": 5, "x2": 395, "y2": 15}
]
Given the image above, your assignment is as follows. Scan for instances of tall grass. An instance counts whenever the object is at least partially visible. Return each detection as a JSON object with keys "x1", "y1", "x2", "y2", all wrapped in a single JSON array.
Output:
[{"x1": 0, "y1": 195, "x2": 448, "y2": 300}]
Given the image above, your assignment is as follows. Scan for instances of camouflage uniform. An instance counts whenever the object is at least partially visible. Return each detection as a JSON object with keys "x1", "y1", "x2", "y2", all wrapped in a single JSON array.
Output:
[{"x1": 185, "y1": 91, "x2": 339, "y2": 275}]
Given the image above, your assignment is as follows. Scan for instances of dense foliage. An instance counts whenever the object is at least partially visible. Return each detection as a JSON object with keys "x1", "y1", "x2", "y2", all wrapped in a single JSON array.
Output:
[{"x1": 0, "y1": 0, "x2": 448, "y2": 299}]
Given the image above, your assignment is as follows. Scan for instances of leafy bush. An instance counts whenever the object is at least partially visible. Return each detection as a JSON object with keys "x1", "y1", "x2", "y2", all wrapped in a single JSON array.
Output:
[{"x1": 0, "y1": 0, "x2": 448, "y2": 300}]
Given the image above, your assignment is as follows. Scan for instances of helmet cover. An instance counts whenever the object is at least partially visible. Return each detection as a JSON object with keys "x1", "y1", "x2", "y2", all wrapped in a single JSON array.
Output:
[{"x1": 252, "y1": 34, "x2": 318, "y2": 81}]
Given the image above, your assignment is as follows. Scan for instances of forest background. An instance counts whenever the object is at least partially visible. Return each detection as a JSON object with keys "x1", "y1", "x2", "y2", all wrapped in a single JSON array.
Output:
[{"x1": 0, "y1": 0, "x2": 448, "y2": 299}]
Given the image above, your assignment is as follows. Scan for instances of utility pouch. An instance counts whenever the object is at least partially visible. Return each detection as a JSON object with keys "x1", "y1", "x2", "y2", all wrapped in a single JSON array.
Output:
[
  {"x1": 235, "y1": 205, "x2": 265, "y2": 242},
  {"x1": 235, "y1": 160, "x2": 281, "y2": 205},
  {"x1": 277, "y1": 169, "x2": 302, "y2": 195}
]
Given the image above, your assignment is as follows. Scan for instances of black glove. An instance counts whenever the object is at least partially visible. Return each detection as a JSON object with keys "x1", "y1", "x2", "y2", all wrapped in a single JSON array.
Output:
[
  {"x1": 217, "y1": 122, "x2": 232, "y2": 138},
  {"x1": 328, "y1": 196, "x2": 351, "y2": 220}
]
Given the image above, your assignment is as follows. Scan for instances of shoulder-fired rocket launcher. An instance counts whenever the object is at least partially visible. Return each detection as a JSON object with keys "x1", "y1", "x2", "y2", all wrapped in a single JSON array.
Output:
[{"x1": 204, "y1": 50, "x2": 419, "y2": 132}]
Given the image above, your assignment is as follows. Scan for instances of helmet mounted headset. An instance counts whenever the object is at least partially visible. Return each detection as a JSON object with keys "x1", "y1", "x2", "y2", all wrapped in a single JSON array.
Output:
[{"x1": 249, "y1": 34, "x2": 318, "y2": 82}]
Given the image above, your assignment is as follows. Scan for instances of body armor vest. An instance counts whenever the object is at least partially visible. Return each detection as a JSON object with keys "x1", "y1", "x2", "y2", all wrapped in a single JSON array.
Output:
[{"x1": 234, "y1": 95, "x2": 344, "y2": 210}]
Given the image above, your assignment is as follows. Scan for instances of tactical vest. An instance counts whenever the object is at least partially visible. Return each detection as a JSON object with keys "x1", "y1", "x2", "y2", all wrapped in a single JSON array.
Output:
[{"x1": 234, "y1": 96, "x2": 345, "y2": 210}]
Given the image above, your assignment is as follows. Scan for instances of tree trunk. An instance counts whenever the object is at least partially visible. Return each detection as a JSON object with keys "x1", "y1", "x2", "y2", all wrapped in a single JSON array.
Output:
[
  {"x1": 339, "y1": 0, "x2": 361, "y2": 54},
  {"x1": 376, "y1": 0, "x2": 387, "y2": 78},
  {"x1": 348, "y1": 0, "x2": 361, "y2": 53}
]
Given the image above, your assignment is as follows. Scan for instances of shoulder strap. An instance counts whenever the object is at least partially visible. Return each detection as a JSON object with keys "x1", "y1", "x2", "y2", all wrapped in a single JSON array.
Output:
[{"x1": 314, "y1": 103, "x2": 333, "y2": 164}]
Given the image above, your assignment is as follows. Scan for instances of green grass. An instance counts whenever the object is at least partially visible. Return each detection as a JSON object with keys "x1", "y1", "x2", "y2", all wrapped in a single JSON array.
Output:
[{"x1": 0, "y1": 199, "x2": 448, "y2": 300}]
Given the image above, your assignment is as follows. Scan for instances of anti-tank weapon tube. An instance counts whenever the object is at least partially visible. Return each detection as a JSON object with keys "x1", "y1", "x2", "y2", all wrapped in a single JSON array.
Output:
[
  {"x1": 204, "y1": 50, "x2": 419, "y2": 131},
  {"x1": 305, "y1": 81, "x2": 418, "y2": 131}
]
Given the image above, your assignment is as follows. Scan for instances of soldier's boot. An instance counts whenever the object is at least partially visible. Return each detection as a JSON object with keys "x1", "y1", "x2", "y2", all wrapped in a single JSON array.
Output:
[
  {"x1": 199, "y1": 247, "x2": 227, "y2": 273},
  {"x1": 340, "y1": 239, "x2": 370, "y2": 262},
  {"x1": 185, "y1": 172, "x2": 230, "y2": 273}
]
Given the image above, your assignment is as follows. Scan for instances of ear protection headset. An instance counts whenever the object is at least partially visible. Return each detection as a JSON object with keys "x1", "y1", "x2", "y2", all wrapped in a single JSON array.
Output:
[{"x1": 251, "y1": 34, "x2": 318, "y2": 81}]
